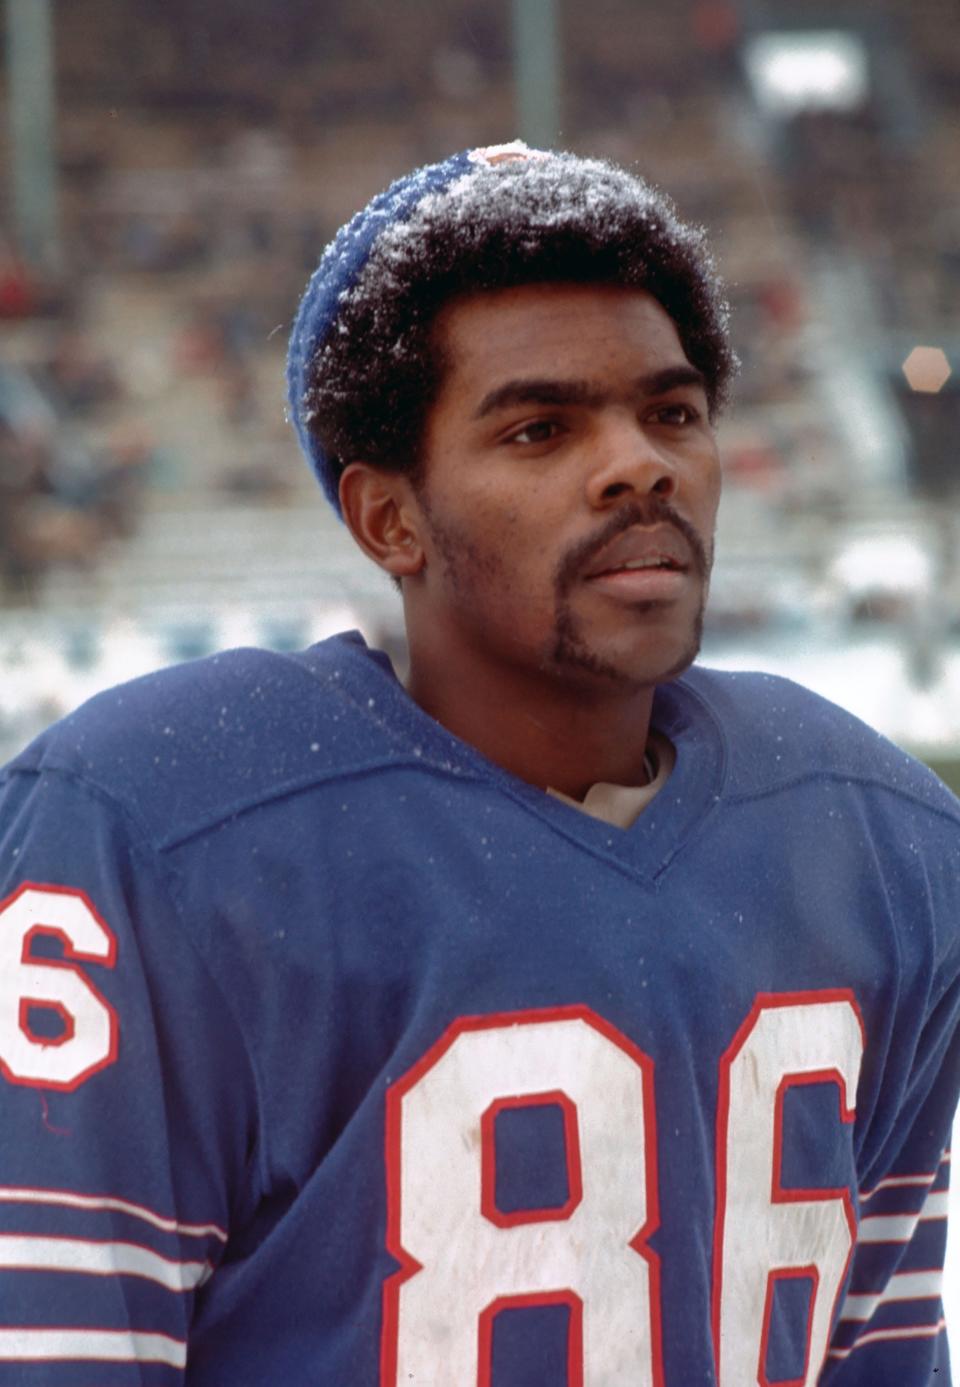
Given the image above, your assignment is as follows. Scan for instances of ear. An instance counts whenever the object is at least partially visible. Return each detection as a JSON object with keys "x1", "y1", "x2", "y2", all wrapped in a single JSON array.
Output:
[{"x1": 338, "y1": 462, "x2": 425, "y2": 579}]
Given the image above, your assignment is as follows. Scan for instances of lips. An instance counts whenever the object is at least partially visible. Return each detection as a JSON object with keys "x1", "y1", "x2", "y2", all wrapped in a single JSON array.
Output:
[{"x1": 582, "y1": 524, "x2": 692, "y2": 581}]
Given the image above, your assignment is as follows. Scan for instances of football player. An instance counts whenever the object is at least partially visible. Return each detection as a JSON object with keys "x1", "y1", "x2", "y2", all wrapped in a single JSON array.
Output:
[{"x1": 0, "y1": 143, "x2": 957, "y2": 1384}]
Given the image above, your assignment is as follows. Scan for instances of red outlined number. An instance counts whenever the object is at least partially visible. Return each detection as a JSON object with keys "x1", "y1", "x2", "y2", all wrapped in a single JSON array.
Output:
[
  {"x1": 382, "y1": 1006, "x2": 662, "y2": 1386},
  {"x1": 478, "y1": 1290, "x2": 583, "y2": 1387},
  {"x1": 0, "y1": 883, "x2": 118, "y2": 1090},
  {"x1": 759, "y1": 1267, "x2": 819, "y2": 1387},
  {"x1": 712, "y1": 991, "x2": 865, "y2": 1386},
  {"x1": 480, "y1": 1090, "x2": 583, "y2": 1228},
  {"x1": 383, "y1": 993, "x2": 866, "y2": 1386}
]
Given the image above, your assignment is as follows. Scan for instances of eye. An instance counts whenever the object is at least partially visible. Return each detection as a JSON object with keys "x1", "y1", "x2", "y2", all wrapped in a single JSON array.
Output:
[
  {"x1": 649, "y1": 401, "x2": 700, "y2": 427},
  {"x1": 506, "y1": 419, "x2": 565, "y2": 446}
]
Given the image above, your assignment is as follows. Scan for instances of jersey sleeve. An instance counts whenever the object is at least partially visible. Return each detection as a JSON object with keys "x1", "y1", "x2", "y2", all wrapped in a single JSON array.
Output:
[
  {"x1": 0, "y1": 762, "x2": 259, "y2": 1385},
  {"x1": 822, "y1": 857, "x2": 960, "y2": 1385},
  {"x1": 824, "y1": 1140, "x2": 955, "y2": 1380}
]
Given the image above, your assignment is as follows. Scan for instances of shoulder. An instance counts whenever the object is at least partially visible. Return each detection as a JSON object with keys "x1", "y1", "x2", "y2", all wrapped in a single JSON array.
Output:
[
  {"x1": 673, "y1": 664, "x2": 960, "y2": 825},
  {"x1": 2, "y1": 632, "x2": 407, "y2": 848}
]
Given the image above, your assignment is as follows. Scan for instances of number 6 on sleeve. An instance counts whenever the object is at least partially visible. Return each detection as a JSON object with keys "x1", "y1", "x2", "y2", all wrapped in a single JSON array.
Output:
[{"x1": 0, "y1": 883, "x2": 119, "y2": 1090}]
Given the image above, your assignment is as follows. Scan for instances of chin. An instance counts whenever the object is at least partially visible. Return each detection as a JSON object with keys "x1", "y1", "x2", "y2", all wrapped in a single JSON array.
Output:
[
  {"x1": 551, "y1": 605, "x2": 703, "y2": 689},
  {"x1": 645, "y1": 641, "x2": 701, "y2": 685}
]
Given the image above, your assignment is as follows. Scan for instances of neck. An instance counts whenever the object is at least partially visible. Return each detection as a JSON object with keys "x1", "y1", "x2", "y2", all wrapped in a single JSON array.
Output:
[{"x1": 404, "y1": 643, "x2": 655, "y2": 801}]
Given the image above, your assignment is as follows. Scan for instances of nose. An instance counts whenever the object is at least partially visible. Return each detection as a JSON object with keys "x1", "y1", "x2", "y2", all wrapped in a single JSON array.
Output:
[{"x1": 584, "y1": 414, "x2": 678, "y2": 510}]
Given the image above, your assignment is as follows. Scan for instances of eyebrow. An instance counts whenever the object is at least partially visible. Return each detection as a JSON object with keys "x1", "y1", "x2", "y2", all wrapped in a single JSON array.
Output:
[{"x1": 472, "y1": 365, "x2": 707, "y2": 421}]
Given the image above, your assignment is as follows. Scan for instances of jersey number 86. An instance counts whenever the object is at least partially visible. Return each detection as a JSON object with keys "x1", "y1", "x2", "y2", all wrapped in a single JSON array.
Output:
[{"x1": 384, "y1": 996, "x2": 864, "y2": 1386}]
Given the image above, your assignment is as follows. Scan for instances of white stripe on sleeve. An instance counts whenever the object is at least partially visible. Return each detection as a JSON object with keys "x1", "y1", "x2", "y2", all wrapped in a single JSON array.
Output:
[
  {"x1": 829, "y1": 1318, "x2": 947, "y2": 1359},
  {"x1": 0, "y1": 1233, "x2": 211, "y2": 1291},
  {"x1": 0, "y1": 1185, "x2": 227, "y2": 1241},
  {"x1": 858, "y1": 1190, "x2": 950, "y2": 1243},
  {"x1": 839, "y1": 1269, "x2": 943, "y2": 1322},
  {"x1": 0, "y1": 1327, "x2": 187, "y2": 1366}
]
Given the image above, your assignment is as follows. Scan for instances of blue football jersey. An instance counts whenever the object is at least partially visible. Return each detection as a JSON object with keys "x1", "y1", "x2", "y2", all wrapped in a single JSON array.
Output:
[{"x1": 0, "y1": 630, "x2": 957, "y2": 1385}]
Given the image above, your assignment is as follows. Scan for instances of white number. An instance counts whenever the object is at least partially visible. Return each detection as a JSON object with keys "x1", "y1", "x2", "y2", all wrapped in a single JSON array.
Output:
[
  {"x1": 0, "y1": 884, "x2": 118, "y2": 1090},
  {"x1": 713, "y1": 991, "x2": 864, "y2": 1385},
  {"x1": 383, "y1": 1007, "x2": 661, "y2": 1385},
  {"x1": 384, "y1": 993, "x2": 865, "y2": 1386}
]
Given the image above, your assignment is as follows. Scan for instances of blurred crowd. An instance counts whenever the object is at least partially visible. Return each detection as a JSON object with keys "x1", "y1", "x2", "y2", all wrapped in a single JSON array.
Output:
[
  {"x1": 0, "y1": 305, "x2": 156, "y2": 599},
  {"x1": 1, "y1": 0, "x2": 958, "y2": 602}
]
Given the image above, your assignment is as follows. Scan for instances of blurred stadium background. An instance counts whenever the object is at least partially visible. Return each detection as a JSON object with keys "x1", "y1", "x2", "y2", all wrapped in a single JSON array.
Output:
[{"x1": 1, "y1": 0, "x2": 958, "y2": 1330}]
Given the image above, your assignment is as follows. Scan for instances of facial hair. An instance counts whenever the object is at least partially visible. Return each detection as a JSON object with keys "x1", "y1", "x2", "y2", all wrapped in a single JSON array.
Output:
[
  {"x1": 419, "y1": 491, "x2": 713, "y2": 688},
  {"x1": 548, "y1": 498, "x2": 713, "y2": 684}
]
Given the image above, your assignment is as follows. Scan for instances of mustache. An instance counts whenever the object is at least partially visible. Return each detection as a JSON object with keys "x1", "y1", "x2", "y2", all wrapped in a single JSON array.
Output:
[{"x1": 554, "y1": 498, "x2": 711, "y2": 591}]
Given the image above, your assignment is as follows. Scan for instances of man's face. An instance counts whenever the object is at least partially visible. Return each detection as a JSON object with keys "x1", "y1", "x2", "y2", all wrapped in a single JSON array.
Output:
[{"x1": 406, "y1": 282, "x2": 722, "y2": 695}]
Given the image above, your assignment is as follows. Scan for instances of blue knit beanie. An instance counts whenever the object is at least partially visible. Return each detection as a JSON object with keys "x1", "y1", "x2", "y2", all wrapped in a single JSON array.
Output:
[{"x1": 286, "y1": 142, "x2": 542, "y2": 515}]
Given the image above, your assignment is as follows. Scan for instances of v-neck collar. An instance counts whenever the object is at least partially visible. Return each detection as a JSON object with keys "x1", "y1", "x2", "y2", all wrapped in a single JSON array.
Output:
[
  {"x1": 545, "y1": 730, "x2": 675, "y2": 828},
  {"x1": 317, "y1": 631, "x2": 728, "y2": 886}
]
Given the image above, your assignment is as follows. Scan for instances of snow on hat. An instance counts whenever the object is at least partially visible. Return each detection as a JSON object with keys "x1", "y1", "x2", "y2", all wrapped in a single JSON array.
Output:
[{"x1": 286, "y1": 142, "x2": 545, "y2": 514}]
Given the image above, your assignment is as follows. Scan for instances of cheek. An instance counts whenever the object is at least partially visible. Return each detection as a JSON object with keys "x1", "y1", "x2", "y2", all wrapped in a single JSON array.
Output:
[
  {"x1": 424, "y1": 473, "x2": 567, "y2": 592},
  {"x1": 692, "y1": 452, "x2": 722, "y2": 519},
  {"x1": 475, "y1": 523, "x2": 562, "y2": 615},
  {"x1": 452, "y1": 494, "x2": 543, "y2": 558}
]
